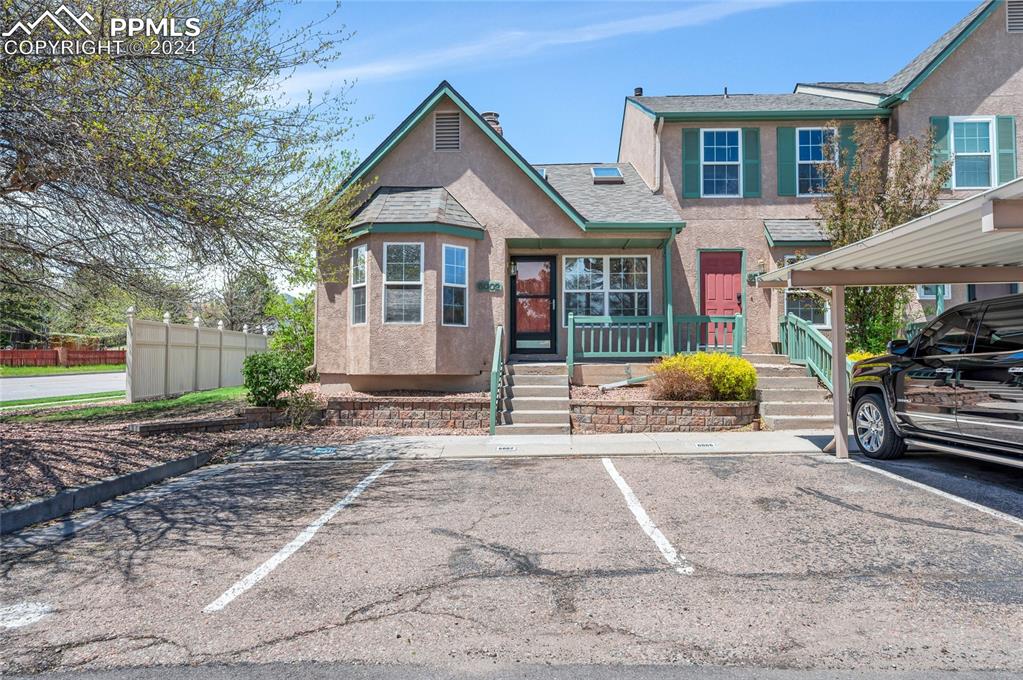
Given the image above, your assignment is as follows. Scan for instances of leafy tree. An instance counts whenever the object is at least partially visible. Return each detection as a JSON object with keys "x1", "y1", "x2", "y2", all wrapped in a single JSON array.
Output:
[
  {"x1": 815, "y1": 118, "x2": 951, "y2": 353},
  {"x1": 0, "y1": 0, "x2": 360, "y2": 303},
  {"x1": 215, "y1": 267, "x2": 277, "y2": 331},
  {"x1": 266, "y1": 290, "x2": 314, "y2": 368}
]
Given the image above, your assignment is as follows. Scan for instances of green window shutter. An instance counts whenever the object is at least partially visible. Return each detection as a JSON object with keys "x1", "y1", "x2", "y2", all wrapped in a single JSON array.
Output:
[
  {"x1": 930, "y1": 116, "x2": 951, "y2": 189},
  {"x1": 838, "y1": 124, "x2": 857, "y2": 184},
  {"x1": 996, "y1": 115, "x2": 1017, "y2": 185},
  {"x1": 741, "y1": 128, "x2": 761, "y2": 198},
  {"x1": 682, "y1": 128, "x2": 701, "y2": 199},
  {"x1": 776, "y1": 127, "x2": 796, "y2": 196}
]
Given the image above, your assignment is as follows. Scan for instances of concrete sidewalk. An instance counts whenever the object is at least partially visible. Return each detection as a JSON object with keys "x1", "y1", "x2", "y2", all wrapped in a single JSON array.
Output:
[{"x1": 234, "y1": 430, "x2": 848, "y2": 462}]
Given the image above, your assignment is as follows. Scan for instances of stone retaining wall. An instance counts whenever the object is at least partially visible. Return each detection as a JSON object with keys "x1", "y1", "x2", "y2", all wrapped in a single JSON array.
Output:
[
  {"x1": 570, "y1": 400, "x2": 757, "y2": 433},
  {"x1": 324, "y1": 396, "x2": 490, "y2": 430},
  {"x1": 127, "y1": 406, "x2": 290, "y2": 436}
]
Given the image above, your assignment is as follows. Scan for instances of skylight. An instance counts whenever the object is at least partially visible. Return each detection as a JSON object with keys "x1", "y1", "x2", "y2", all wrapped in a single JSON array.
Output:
[{"x1": 591, "y1": 166, "x2": 624, "y2": 184}]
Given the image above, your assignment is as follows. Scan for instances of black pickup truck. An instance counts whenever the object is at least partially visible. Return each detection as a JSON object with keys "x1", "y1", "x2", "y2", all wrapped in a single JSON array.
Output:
[{"x1": 849, "y1": 294, "x2": 1023, "y2": 467}]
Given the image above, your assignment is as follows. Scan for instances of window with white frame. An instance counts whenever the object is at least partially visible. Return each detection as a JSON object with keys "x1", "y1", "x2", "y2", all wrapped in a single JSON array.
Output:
[
  {"x1": 797, "y1": 127, "x2": 837, "y2": 196},
  {"x1": 783, "y1": 255, "x2": 829, "y2": 327},
  {"x1": 442, "y1": 244, "x2": 468, "y2": 326},
  {"x1": 383, "y1": 242, "x2": 423, "y2": 323},
  {"x1": 951, "y1": 116, "x2": 994, "y2": 189},
  {"x1": 701, "y1": 129, "x2": 741, "y2": 197},
  {"x1": 350, "y1": 244, "x2": 367, "y2": 325},
  {"x1": 563, "y1": 255, "x2": 649, "y2": 324},
  {"x1": 917, "y1": 284, "x2": 951, "y2": 300}
]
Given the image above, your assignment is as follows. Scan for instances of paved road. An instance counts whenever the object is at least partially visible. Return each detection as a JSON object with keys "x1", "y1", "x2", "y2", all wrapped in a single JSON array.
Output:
[
  {"x1": 0, "y1": 372, "x2": 125, "y2": 401},
  {"x1": 2, "y1": 451, "x2": 1021, "y2": 677}
]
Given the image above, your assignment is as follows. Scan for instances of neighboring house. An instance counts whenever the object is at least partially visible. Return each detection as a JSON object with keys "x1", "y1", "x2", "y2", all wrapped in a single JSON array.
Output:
[{"x1": 315, "y1": 0, "x2": 1022, "y2": 392}]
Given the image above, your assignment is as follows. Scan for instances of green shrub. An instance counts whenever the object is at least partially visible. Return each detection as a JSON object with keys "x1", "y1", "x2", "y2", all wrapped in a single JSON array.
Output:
[
  {"x1": 649, "y1": 363, "x2": 712, "y2": 401},
  {"x1": 284, "y1": 389, "x2": 321, "y2": 428},
  {"x1": 242, "y1": 351, "x2": 306, "y2": 407},
  {"x1": 652, "y1": 352, "x2": 757, "y2": 401}
]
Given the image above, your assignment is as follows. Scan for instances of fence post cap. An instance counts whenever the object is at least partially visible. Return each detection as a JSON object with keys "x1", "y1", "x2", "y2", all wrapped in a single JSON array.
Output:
[
  {"x1": 125, "y1": 306, "x2": 136, "y2": 318},
  {"x1": 262, "y1": 325, "x2": 268, "y2": 336},
  {"x1": 242, "y1": 324, "x2": 249, "y2": 334},
  {"x1": 193, "y1": 316, "x2": 201, "y2": 327},
  {"x1": 217, "y1": 320, "x2": 224, "y2": 330}
]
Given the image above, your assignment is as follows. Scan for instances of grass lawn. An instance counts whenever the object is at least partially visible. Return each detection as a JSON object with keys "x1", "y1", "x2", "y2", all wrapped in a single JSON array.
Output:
[
  {"x1": 0, "y1": 391, "x2": 126, "y2": 409},
  {"x1": 3, "y1": 386, "x2": 248, "y2": 424},
  {"x1": 0, "y1": 364, "x2": 126, "y2": 378}
]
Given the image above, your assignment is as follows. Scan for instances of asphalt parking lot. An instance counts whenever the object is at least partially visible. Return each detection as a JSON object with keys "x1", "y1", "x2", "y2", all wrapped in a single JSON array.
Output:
[{"x1": 2, "y1": 451, "x2": 1022, "y2": 678}]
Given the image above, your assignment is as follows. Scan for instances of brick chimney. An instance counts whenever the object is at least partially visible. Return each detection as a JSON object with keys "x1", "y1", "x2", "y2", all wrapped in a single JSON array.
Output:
[{"x1": 481, "y1": 111, "x2": 503, "y2": 136}]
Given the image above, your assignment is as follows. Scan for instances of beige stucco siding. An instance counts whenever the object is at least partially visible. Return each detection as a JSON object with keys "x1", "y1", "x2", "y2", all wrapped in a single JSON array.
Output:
[{"x1": 619, "y1": 102, "x2": 657, "y2": 188}]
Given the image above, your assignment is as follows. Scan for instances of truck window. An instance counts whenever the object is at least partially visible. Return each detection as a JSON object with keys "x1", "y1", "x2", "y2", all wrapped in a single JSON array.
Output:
[
  {"x1": 973, "y1": 302, "x2": 1023, "y2": 353},
  {"x1": 916, "y1": 310, "x2": 976, "y2": 357}
]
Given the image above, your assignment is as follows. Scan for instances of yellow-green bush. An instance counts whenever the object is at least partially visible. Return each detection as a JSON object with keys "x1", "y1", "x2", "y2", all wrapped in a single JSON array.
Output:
[
  {"x1": 848, "y1": 351, "x2": 880, "y2": 362},
  {"x1": 652, "y1": 352, "x2": 757, "y2": 401}
]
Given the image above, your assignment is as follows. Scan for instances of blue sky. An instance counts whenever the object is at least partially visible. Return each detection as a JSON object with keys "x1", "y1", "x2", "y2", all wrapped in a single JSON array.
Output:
[{"x1": 286, "y1": 1, "x2": 979, "y2": 165}]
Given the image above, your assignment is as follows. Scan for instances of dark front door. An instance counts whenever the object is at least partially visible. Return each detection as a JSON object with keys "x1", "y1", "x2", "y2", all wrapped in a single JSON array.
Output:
[
  {"x1": 510, "y1": 256, "x2": 556, "y2": 354},
  {"x1": 955, "y1": 298, "x2": 1023, "y2": 449}
]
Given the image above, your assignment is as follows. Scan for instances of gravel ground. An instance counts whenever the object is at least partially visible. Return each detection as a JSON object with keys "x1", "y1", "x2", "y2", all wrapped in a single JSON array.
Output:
[{"x1": 570, "y1": 385, "x2": 654, "y2": 401}]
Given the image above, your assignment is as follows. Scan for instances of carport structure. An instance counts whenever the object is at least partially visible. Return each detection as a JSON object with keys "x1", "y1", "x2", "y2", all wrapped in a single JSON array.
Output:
[{"x1": 757, "y1": 177, "x2": 1023, "y2": 457}]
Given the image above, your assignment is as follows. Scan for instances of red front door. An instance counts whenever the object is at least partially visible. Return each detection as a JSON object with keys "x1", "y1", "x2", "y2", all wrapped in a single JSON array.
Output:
[{"x1": 700, "y1": 251, "x2": 743, "y2": 347}]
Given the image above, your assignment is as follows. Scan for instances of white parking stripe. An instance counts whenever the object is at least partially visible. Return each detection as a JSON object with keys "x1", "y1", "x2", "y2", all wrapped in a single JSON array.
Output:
[
  {"x1": 601, "y1": 458, "x2": 693, "y2": 575},
  {"x1": 203, "y1": 461, "x2": 395, "y2": 613},
  {"x1": 848, "y1": 460, "x2": 1023, "y2": 529}
]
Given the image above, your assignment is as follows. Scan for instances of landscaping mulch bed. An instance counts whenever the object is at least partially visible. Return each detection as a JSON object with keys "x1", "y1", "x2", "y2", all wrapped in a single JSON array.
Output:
[{"x1": 570, "y1": 385, "x2": 655, "y2": 401}]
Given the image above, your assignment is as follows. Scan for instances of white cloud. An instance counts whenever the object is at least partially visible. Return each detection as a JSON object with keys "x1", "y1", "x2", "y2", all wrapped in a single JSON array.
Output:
[{"x1": 283, "y1": 1, "x2": 788, "y2": 93}]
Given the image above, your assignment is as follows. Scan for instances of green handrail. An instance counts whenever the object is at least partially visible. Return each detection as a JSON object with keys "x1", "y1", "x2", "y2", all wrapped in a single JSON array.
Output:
[
  {"x1": 567, "y1": 313, "x2": 743, "y2": 377},
  {"x1": 779, "y1": 313, "x2": 853, "y2": 392},
  {"x1": 489, "y1": 325, "x2": 504, "y2": 434}
]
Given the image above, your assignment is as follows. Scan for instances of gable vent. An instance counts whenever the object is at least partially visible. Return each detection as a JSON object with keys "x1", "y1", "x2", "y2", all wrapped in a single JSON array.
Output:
[
  {"x1": 1009, "y1": 0, "x2": 1023, "y2": 32},
  {"x1": 434, "y1": 112, "x2": 461, "y2": 151}
]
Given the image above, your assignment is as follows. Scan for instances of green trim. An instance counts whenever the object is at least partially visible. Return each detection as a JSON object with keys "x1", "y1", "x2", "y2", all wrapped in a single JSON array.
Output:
[
  {"x1": 655, "y1": 109, "x2": 889, "y2": 122},
  {"x1": 682, "y1": 128, "x2": 701, "y2": 199},
  {"x1": 349, "y1": 222, "x2": 485, "y2": 240},
  {"x1": 883, "y1": 0, "x2": 1002, "y2": 106},
  {"x1": 741, "y1": 127, "x2": 761, "y2": 198},
  {"x1": 506, "y1": 237, "x2": 666, "y2": 250},
  {"x1": 996, "y1": 115, "x2": 1017, "y2": 184},
  {"x1": 626, "y1": 98, "x2": 658, "y2": 118},
  {"x1": 584, "y1": 221, "x2": 685, "y2": 231},
  {"x1": 776, "y1": 127, "x2": 797, "y2": 197},
  {"x1": 931, "y1": 116, "x2": 952, "y2": 189},
  {"x1": 695, "y1": 248, "x2": 747, "y2": 348},
  {"x1": 331, "y1": 81, "x2": 588, "y2": 230},
  {"x1": 763, "y1": 226, "x2": 830, "y2": 248},
  {"x1": 663, "y1": 228, "x2": 676, "y2": 354}
]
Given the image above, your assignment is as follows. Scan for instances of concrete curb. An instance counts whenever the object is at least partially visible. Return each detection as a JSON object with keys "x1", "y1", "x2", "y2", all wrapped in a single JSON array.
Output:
[{"x1": 0, "y1": 450, "x2": 214, "y2": 535}]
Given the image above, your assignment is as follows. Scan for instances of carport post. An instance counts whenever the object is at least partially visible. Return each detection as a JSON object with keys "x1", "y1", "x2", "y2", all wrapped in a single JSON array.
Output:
[{"x1": 831, "y1": 286, "x2": 849, "y2": 458}]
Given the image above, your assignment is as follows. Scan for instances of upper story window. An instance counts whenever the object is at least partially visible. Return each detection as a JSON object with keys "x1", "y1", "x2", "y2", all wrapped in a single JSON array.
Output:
[
  {"x1": 563, "y1": 255, "x2": 649, "y2": 324},
  {"x1": 434, "y1": 112, "x2": 460, "y2": 151},
  {"x1": 701, "y1": 129, "x2": 741, "y2": 197},
  {"x1": 442, "y1": 244, "x2": 468, "y2": 327},
  {"x1": 951, "y1": 116, "x2": 994, "y2": 189},
  {"x1": 383, "y1": 242, "x2": 423, "y2": 324},
  {"x1": 350, "y1": 244, "x2": 367, "y2": 326},
  {"x1": 797, "y1": 127, "x2": 837, "y2": 196}
]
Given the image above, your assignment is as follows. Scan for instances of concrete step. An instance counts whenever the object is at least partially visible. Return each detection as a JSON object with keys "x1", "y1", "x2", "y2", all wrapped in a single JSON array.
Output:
[
  {"x1": 756, "y1": 387, "x2": 830, "y2": 402},
  {"x1": 751, "y1": 364, "x2": 806, "y2": 377},
  {"x1": 508, "y1": 363, "x2": 568, "y2": 376},
  {"x1": 756, "y1": 376, "x2": 820, "y2": 389},
  {"x1": 759, "y1": 400, "x2": 833, "y2": 417},
  {"x1": 508, "y1": 396, "x2": 570, "y2": 411},
  {"x1": 504, "y1": 410, "x2": 571, "y2": 425},
  {"x1": 508, "y1": 374, "x2": 568, "y2": 387},
  {"x1": 762, "y1": 414, "x2": 833, "y2": 430},
  {"x1": 506, "y1": 384, "x2": 569, "y2": 398},
  {"x1": 743, "y1": 353, "x2": 791, "y2": 365},
  {"x1": 494, "y1": 423, "x2": 571, "y2": 435}
]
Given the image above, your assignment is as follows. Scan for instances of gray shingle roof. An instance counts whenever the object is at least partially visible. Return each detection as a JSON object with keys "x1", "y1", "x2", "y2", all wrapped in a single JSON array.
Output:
[
  {"x1": 799, "y1": 81, "x2": 891, "y2": 96},
  {"x1": 631, "y1": 92, "x2": 881, "y2": 114},
  {"x1": 350, "y1": 187, "x2": 482, "y2": 230},
  {"x1": 764, "y1": 219, "x2": 830, "y2": 243},
  {"x1": 537, "y1": 163, "x2": 681, "y2": 224},
  {"x1": 881, "y1": 0, "x2": 994, "y2": 95}
]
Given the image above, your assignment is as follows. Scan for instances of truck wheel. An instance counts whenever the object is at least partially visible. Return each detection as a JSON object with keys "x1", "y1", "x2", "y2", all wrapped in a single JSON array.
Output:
[{"x1": 853, "y1": 393, "x2": 906, "y2": 460}]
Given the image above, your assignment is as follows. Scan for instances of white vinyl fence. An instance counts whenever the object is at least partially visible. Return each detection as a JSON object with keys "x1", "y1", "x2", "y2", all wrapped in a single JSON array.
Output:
[{"x1": 126, "y1": 311, "x2": 268, "y2": 402}]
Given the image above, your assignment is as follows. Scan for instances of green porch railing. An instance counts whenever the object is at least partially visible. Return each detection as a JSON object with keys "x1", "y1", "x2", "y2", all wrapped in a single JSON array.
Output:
[
  {"x1": 489, "y1": 325, "x2": 505, "y2": 435},
  {"x1": 778, "y1": 313, "x2": 853, "y2": 392},
  {"x1": 567, "y1": 313, "x2": 743, "y2": 378}
]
